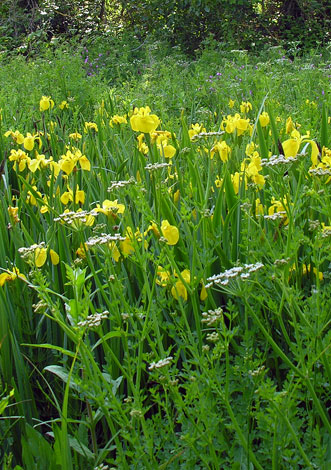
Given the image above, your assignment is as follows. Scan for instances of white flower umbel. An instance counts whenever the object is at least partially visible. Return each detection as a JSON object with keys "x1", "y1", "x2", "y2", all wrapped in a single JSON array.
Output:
[
  {"x1": 249, "y1": 365, "x2": 265, "y2": 377},
  {"x1": 108, "y1": 177, "x2": 135, "y2": 191},
  {"x1": 322, "y1": 228, "x2": 331, "y2": 238},
  {"x1": 148, "y1": 356, "x2": 173, "y2": 371},
  {"x1": 201, "y1": 307, "x2": 223, "y2": 326},
  {"x1": 144, "y1": 163, "x2": 171, "y2": 171},
  {"x1": 274, "y1": 257, "x2": 290, "y2": 266},
  {"x1": 77, "y1": 311, "x2": 109, "y2": 328},
  {"x1": 263, "y1": 211, "x2": 287, "y2": 220},
  {"x1": 261, "y1": 154, "x2": 298, "y2": 167},
  {"x1": 54, "y1": 210, "x2": 98, "y2": 224},
  {"x1": 85, "y1": 233, "x2": 125, "y2": 247},
  {"x1": 308, "y1": 219, "x2": 320, "y2": 231},
  {"x1": 94, "y1": 464, "x2": 110, "y2": 470},
  {"x1": 309, "y1": 168, "x2": 331, "y2": 176},
  {"x1": 206, "y1": 262, "x2": 263, "y2": 288},
  {"x1": 191, "y1": 131, "x2": 225, "y2": 141},
  {"x1": 32, "y1": 300, "x2": 48, "y2": 313},
  {"x1": 18, "y1": 242, "x2": 46, "y2": 262},
  {"x1": 206, "y1": 332, "x2": 219, "y2": 343}
]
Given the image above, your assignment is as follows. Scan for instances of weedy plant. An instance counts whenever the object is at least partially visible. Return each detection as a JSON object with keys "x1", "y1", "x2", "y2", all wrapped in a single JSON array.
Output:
[{"x1": 0, "y1": 42, "x2": 330, "y2": 469}]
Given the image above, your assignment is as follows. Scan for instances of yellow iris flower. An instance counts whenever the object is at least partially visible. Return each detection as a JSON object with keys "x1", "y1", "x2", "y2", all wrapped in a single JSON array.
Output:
[
  {"x1": 40, "y1": 96, "x2": 54, "y2": 112},
  {"x1": 130, "y1": 106, "x2": 160, "y2": 133},
  {"x1": 211, "y1": 140, "x2": 231, "y2": 162},
  {"x1": 95, "y1": 199, "x2": 125, "y2": 218},
  {"x1": 282, "y1": 129, "x2": 319, "y2": 164},
  {"x1": 161, "y1": 220, "x2": 179, "y2": 245},
  {"x1": 0, "y1": 267, "x2": 26, "y2": 286},
  {"x1": 171, "y1": 269, "x2": 190, "y2": 301}
]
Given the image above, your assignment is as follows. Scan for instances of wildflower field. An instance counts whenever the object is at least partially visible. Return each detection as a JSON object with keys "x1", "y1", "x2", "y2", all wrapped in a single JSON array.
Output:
[{"x1": 0, "y1": 43, "x2": 330, "y2": 469}]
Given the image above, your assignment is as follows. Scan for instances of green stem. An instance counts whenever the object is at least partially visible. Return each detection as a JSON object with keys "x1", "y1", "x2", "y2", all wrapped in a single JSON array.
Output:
[
  {"x1": 272, "y1": 402, "x2": 313, "y2": 468},
  {"x1": 272, "y1": 417, "x2": 279, "y2": 470},
  {"x1": 245, "y1": 301, "x2": 331, "y2": 434},
  {"x1": 276, "y1": 289, "x2": 292, "y2": 348},
  {"x1": 224, "y1": 398, "x2": 263, "y2": 470}
]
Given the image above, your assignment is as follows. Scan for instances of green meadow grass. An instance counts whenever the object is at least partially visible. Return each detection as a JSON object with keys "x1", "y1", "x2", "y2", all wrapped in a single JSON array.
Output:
[{"x1": 0, "y1": 42, "x2": 330, "y2": 469}]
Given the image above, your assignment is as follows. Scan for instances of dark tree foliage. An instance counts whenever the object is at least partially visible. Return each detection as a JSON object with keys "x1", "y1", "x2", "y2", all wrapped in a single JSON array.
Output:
[
  {"x1": 112, "y1": 0, "x2": 331, "y2": 53},
  {"x1": 262, "y1": 0, "x2": 331, "y2": 49},
  {"x1": 116, "y1": 0, "x2": 261, "y2": 52},
  {"x1": 0, "y1": 0, "x2": 330, "y2": 54}
]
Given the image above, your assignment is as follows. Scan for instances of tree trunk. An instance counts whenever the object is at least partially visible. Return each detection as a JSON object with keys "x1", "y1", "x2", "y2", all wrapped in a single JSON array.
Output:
[{"x1": 99, "y1": 0, "x2": 106, "y2": 24}]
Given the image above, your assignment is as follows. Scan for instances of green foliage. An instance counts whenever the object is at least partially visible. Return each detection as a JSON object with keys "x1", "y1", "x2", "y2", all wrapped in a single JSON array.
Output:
[
  {"x1": 116, "y1": 0, "x2": 261, "y2": 53},
  {"x1": 1, "y1": 1, "x2": 330, "y2": 57},
  {"x1": 261, "y1": 0, "x2": 331, "y2": 51}
]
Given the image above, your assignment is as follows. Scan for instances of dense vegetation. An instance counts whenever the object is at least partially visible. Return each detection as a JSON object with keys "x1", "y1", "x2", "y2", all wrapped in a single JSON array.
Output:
[
  {"x1": 0, "y1": 2, "x2": 330, "y2": 469},
  {"x1": 1, "y1": 0, "x2": 330, "y2": 55}
]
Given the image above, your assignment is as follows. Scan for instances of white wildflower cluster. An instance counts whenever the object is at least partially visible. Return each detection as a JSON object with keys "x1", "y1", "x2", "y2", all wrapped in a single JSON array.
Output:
[
  {"x1": 179, "y1": 147, "x2": 191, "y2": 154},
  {"x1": 201, "y1": 307, "x2": 223, "y2": 326},
  {"x1": 274, "y1": 257, "x2": 290, "y2": 267},
  {"x1": 32, "y1": 300, "x2": 48, "y2": 313},
  {"x1": 77, "y1": 311, "x2": 109, "y2": 328},
  {"x1": 121, "y1": 311, "x2": 146, "y2": 321},
  {"x1": 108, "y1": 177, "x2": 135, "y2": 191},
  {"x1": 206, "y1": 332, "x2": 219, "y2": 343},
  {"x1": 169, "y1": 378, "x2": 179, "y2": 386},
  {"x1": 261, "y1": 154, "x2": 298, "y2": 166},
  {"x1": 263, "y1": 211, "x2": 287, "y2": 220},
  {"x1": 201, "y1": 208, "x2": 213, "y2": 218},
  {"x1": 54, "y1": 210, "x2": 98, "y2": 224},
  {"x1": 18, "y1": 242, "x2": 46, "y2": 261},
  {"x1": 94, "y1": 464, "x2": 110, "y2": 470},
  {"x1": 85, "y1": 233, "x2": 125, "y2": 247},
  {"x1": 240, "y1": 202, "x2": 252, "y2": 211},
  {"x1": 130, "y1": 409, "x2": 143, "y2": 418},
  {"x1": 309, "y1": 168, "x2": 331, "y2": 176},
  {"x1": 148, "y1": 356, "x2": 173, "y2": 371},
  {"x1": 205, "y1": 263, "x2": 263, "y2": 288},
  {"x1": 92, "y1": 223, "x2": 106, "y2": 232},
  {"x1": 249, "y1": 365, "x2": 265, "y2": 377},
  {"x1": 191, "y1": 131, "x2": 225, "y2": 141},
  {"x1": 322, "y1": 227, "x2": 331, "y2": 238},
  {"x1": 308, "y1": 219, "x2": 320, "y2": 231},
  {"x1": 144, "y1": 162, "x2": 171, "y2": 171}
]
